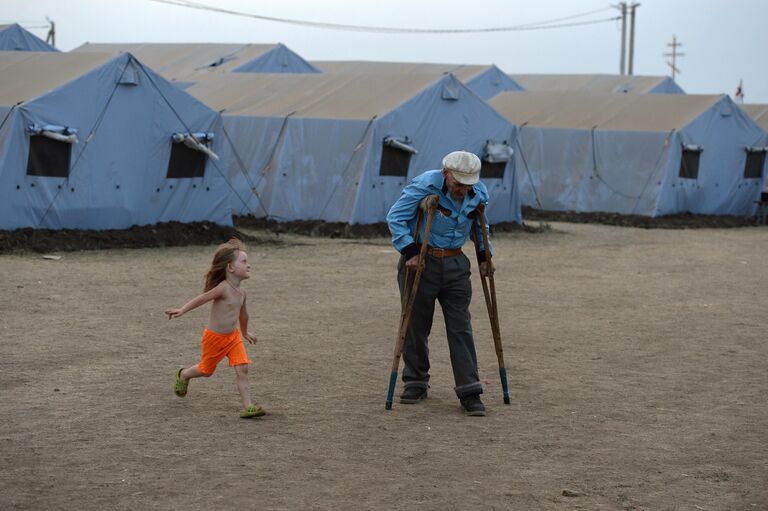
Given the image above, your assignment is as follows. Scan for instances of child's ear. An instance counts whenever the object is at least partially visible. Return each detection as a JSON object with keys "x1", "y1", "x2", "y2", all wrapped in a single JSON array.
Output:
[{"x1": 227, "y1": 262, "x2": 234, "y2": 273}]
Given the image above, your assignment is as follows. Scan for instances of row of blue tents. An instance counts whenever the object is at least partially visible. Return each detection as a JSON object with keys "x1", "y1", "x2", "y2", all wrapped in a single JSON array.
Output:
[
  {"x1": 1, "y1": 24, "x2": 766, "y2": 231},
  {"x1": 0, "y1": 50, "x2": 524, "y2": 230}
]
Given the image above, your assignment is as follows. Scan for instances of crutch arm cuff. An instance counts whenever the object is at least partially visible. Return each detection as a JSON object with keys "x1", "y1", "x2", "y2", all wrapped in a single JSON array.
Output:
[{"x1": 401, "y1": 243, "x2": 420, "y2": 259}]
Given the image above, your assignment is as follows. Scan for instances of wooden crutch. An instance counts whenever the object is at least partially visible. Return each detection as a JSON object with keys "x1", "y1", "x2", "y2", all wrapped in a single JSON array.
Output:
[
  {"x1": 385, "y1": 195, "x2": 439, "y2": 410},
  {"x1": 472, "y1": 203, "x2": 511, "y2": 404}
]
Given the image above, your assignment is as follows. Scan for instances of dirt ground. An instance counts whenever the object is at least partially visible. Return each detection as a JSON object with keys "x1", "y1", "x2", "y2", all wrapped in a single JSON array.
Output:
[{"x1": 1, "y1": 223, "x2": 766, "y2": 510}]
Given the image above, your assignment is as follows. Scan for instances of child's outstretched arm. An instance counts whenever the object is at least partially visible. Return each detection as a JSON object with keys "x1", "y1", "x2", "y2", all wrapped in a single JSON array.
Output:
[
  {"x1": 239, "y1": 293, "x2": 257, "y2": 344},
  {"x1": 165, "y1": 284, "x2": 224, "y2": 320}
]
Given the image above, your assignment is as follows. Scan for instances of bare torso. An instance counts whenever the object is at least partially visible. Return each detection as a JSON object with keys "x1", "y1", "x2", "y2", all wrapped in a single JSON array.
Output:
[{"x1": 207, "y1": 282, "x2": 244, "y2": 334}]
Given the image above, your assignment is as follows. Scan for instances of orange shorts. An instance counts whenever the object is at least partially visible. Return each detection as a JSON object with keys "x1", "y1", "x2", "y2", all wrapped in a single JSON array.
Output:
[{"x1": 197, "y1": 328, "x2": 251, "y2": 375}]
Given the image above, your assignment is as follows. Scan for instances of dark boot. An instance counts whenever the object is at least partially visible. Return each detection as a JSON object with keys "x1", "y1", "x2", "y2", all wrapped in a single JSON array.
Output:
[
  {"x1": 399, "y1": 386, "x2": 428, "y2": 404},
  {"x1": 460, "y1": 394, "x2": 486, "y2": 416}
]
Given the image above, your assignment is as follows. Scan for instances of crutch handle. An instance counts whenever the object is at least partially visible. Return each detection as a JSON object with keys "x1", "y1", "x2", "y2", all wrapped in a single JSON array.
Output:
[{"x1": 420, "y1": 194, "x2": 439, "y2": 211}]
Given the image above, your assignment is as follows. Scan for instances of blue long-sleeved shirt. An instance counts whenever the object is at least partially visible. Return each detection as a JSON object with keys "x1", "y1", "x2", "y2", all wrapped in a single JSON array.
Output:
[{"x1": 386, "y1": 169, "x2": 492, "y2": 261}]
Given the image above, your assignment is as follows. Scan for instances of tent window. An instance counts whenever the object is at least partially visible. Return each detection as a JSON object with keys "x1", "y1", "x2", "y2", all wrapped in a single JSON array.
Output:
[
  {"x1": 167, "y1": 141, "x2": 207, "y2": 178},
  {"x1": 26, "y1": 135, "x2": 71, "y2": 178},
  {"x1": 481, "y1": 161, "x2": 506, "y2": 179},
  {"x1": 481, "y1": 141, "x2": 512, "y2": 179},
  {"x1": 380, "y1": 137, "x2": 417, "y2": 177},
  {"x1": 380, "y1": 145, "x2": 412, "y2": 177},
  {"x1": 744, "y1": 148, "x2": 766, "y2": 179},
  {"x1": 679, "y1": 148, "x2": 702, "y2": 179}
]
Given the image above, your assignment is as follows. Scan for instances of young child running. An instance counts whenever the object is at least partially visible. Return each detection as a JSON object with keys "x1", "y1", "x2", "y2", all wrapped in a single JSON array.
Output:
[{"x1": 165, "y1": 238, "x2": 265, "y2": 419}]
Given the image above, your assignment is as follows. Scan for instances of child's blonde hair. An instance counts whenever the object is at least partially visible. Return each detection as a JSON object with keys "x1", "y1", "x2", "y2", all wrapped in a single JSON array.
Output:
[{"x1": 204, "y1": 238, "x2": 245, "y2": 292}]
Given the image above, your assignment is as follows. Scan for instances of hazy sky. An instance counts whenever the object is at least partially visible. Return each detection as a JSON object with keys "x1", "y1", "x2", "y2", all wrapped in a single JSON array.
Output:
[{"x1": 3, "y1": 0, "x2": 766, "y2": 103}]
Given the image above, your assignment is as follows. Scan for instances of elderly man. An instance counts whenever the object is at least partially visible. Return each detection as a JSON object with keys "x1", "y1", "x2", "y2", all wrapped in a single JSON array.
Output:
[{"x1": 386, "y1": 151, "x2": 494, "y2": 416}]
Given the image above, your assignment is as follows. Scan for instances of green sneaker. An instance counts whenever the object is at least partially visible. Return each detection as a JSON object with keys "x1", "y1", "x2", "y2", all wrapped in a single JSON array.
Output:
[
  {"x1": 240, "y1": 404, "x2": 266, "y2": 418},
  {"x1": 174, "y1": 368, "x2": 188, "y2": 397}
]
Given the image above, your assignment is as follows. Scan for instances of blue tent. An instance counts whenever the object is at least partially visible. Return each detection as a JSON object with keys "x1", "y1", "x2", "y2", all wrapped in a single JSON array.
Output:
[
  {"x1": 187, "y1": 72, "x2": 521, "y2": 224},
  {"x1": 312, "y1": 61, "x2": 523, "y2": 100},
  {"x1": 490, "y1": 91, "x2": 767, "y2": 216},
  {"x1": 0, "y1": 51, "x2": 232, "y2": 230},
  {"x1": 511, "y1": 74, "x2": 684, "y2": 94},
  {"x1": 741, "y1": 104, "x2": 768, "y2": 196},
  {"x1": 73, "y1": 43, "x2": 319, "y2": 85},
  {"x1": 232, "y1": 43, "x2": 319, "y2": 74},
  {"x1": 461, "y1": 65, "x2": 524, "y2": 100},
  {"x1": 0, "y1": 24, "x2": 57, "y2": 52}
]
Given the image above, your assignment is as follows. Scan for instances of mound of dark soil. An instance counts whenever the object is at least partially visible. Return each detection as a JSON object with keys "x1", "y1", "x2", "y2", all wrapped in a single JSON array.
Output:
[
  {"x1": 0, "y1": 221, "x2": 261, "y2": 254},
  {"x1": 234, "y1": 216, "x2": 392, "y2": 238},
  {"x1": 6, "y1": 206, "x2": 751, "y2": 254},
  {"x1": 521, "y1": 207, "x2": 760, "y2": 229},
  {"x1": 234, "y1": 215, "x2": 538, "y2": 238}
]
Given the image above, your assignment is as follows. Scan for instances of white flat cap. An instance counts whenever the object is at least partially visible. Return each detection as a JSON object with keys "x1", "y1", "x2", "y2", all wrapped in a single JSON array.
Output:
[{"x1": 442, "y1": 151, "x2": 481, "y2": 185}]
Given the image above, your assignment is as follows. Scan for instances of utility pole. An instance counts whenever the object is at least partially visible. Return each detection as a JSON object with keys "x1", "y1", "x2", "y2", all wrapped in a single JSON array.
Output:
[
  {"x1": 618, "y1": 2, "x2": 627, "y2": 75},
  {"x1": 628, "y1": 3, "x2": 640, "y2": 75},
  {"x1": 664, "y1": 35, "x2": 684, "y2": 80},
  {"x1": 613, "y1": 3, "x2": 639, "y2": 75}
]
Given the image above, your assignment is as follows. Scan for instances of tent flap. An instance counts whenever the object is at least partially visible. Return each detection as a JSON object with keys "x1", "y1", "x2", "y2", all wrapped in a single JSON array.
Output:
[
  {"x1": 384, "y1": 136, "x2": 418, "y2": 155},
  {"x1": 27, "y1": 124, "x2": 78, "y2": 143},
  {"x1": 173, "y1": 132, "x2": 219, "y2": 160},
  {"x1": 483, "y1": 140, "x2": 513, "y2": 163}
]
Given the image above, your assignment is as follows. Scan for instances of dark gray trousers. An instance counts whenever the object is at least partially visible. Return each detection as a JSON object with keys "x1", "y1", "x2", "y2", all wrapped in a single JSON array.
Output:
[{"x1": 397, "y1": 253, "x2": 483, "y2": 399}]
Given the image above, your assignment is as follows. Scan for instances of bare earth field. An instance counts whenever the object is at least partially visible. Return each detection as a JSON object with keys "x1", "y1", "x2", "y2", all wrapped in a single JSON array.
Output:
[{"x1": 0, "y1": 223, "x2": 766, "y2": 510}]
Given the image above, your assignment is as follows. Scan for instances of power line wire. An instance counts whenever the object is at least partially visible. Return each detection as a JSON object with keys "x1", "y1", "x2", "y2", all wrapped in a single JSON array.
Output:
[
  {"x1": 503, "y1": 7, "x2": 615, "y2": 28},
  {"x1": 0, "y1": 19, "x2": 48, "y2": 24},
  {"x1": 151, "y1": 1, "x2": 618, "y2": 34}
]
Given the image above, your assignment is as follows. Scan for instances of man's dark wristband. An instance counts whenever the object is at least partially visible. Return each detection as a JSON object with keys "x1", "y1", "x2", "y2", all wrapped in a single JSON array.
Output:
[
  {"x1": 401, "y1": 243, "x2": 420, "y2": 259},
  {"x1": 477, "y1": 250, "x2": 488, "y2": 263}
]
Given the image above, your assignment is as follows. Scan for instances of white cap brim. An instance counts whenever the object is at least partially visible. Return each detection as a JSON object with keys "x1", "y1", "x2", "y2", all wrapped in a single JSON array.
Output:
[{"x1": 450, "y1": 170, "x2": 480, "y2": 185}]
